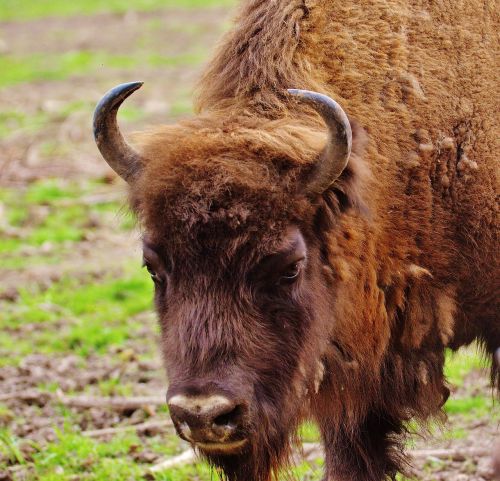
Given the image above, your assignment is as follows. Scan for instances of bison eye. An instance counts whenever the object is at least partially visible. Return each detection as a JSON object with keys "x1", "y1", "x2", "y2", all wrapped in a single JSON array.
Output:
[
  {"x1": 144, "y1": 262, "x2": 164, "y2": 285},
  {"x1": 279, "y1": 261, "x2": 303, "y2": 284}
]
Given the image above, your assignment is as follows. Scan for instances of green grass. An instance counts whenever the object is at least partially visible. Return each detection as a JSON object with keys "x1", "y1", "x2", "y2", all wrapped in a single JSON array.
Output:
[
  {"x1": 0, "y1": 110, "x2": 51, "y2": 140},
  {"x1": 31, "y1": 429, "x2": 145, "y2": 480},
  {"x1": 23, "y1": 179, "x2": 81, "y2": 204},
  {"x1": 0, "y1": 179, "x2": 132, "y2": 257},
  {"x1": 444, "y1": 348, "x2": 488, "y2": 387},
  {"x1": 0, "y1": 0, "x2": 237, "y2": 22},
  {"x1": 0, "y1": 26, "x2": 211, "y2": 89},
  {"x1": 0, "y1": 429, "x2": 25, "y2": 465},
  {"x1": 0, "y1": 50, "x2": 207, "y2": 89},
  {"x1": 0, "y1": 101, "x2": 102, "y2": 141},
  {"x1": 17, "y1": 427, "x2": 323, "y2": 481},
  {"x1": 444, "y1": 396, "x2": 496, "y2": 418},
  {"x1": 299, "y1": 422, "x2": 320, "y2": 443},
  {"x1": 442, "y1": 347, "x2": 496, "y2": 420},
  {"x1": 1, "y1": 252, "x2": 66, "y2": 270},
  {"x1": 0, "y1": 267, "x2": 154, "y2": 356},
  {"x1": 0, "y1": 51, "x2": 106, "y2": 88}
]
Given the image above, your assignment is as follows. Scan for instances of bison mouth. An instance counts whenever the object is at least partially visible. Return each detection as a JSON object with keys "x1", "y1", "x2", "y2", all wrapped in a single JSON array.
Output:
[{"x1": 196, "y1": 438, "x2": 248, "y2": 455}]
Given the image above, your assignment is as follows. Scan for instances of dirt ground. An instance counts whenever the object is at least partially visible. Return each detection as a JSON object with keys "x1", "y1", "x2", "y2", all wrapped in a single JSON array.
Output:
[
  {"x1": 1, "y1": 351, "x2": 498, "y2": 480},
  {"x1": 0, "y1": 5, "x2": 498, "y2": 481}
]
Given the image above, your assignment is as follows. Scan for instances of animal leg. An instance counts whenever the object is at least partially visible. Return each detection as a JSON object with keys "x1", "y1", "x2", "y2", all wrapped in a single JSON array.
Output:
[{"x1": 321, "y1": 410, "x2": 405, "y2": 481}]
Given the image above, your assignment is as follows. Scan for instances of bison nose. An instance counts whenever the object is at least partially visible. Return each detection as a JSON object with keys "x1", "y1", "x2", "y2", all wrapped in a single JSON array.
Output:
[{"x1": 167, "y1": 394, "x2": 246, "y2": 444}]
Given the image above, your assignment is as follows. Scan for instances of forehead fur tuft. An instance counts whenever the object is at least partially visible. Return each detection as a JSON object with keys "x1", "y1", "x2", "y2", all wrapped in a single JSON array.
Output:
[{"x1": 129, "y1": 115, "x2": 323, "y2": 256}]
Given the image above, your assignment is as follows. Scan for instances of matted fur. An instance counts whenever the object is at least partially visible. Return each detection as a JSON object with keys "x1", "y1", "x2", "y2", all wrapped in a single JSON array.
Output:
[{"x1": 125, "y1": 1, "x2": 499, "y2": 480}]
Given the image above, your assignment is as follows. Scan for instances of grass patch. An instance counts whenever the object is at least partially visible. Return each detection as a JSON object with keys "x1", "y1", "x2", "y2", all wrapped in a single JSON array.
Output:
[
  {"x1": 31, "y1": 429, "x2": 144, "y2": 480},
  {"x1": 0, "y1": 179, "x2": 132, "y2": 256},
  {"x1": 0, "y1": 237, "x2": 23, "y2": 255},
  {"x1": 444, "y1": 347, "x2": 487, "y2": 387},
  {"x1": 444, "y1": 396, "x2": 494, "y2": 418},
  {"x1": 442, "y1": 427, "x2": 467, "y2": 440},
  {"x1": 3, "y1": 268, "x2": 152, "y2": 326},
  {"x1": 0, "y1": 110, "x2": 51, "y2": 140},
  {"x1": 0, "y1": 429, "x2": 25, "y2": 465},
  {"x1": 0, "y1": 264, "x2": 154, "y2": 357},
  {"x1": 1, "y1": 252, "x2": 65, "y2": 270},
  {"x1": 0, "y1": 51, "x2": 138, "y2": 88},
  {"x1": 169, "y1": 91, "x2": 194, "y2": 117},
  {"x1": 0, "y1": 50, "x2": 207, "y2": 89},
  {"x1": 0, "y1": 0, "x2": 237, "y2": 22},
  {"x1": 12, "y1": 425, "x2": 222, "y2": 481},
  {"x1": 299, "y1": 422, "x2": 320, "y2": 443},
  {"x1": 24, "y1": 178, "x2": 80, "y2": 204},
  {"x1": 0, "y1": 100, "x2": 145, "y2": 141}
]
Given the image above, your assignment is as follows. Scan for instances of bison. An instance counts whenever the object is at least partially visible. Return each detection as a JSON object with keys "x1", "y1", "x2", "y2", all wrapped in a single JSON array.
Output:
[{"x1": 93, "y1": 1, "x2": 499, "y2": 480}]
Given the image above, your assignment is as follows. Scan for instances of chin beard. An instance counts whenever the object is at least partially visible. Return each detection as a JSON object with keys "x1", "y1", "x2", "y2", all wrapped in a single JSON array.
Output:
[
  {"x1": 203, "y1": 440, "x2": 289, "y2": 481},
  {"x1": 202, "y1": 412, "x2": 300, "y2": 481}
]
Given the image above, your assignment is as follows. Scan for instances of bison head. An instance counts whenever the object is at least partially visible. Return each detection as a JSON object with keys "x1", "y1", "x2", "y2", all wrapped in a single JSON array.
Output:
[{"x1": 93, "y1": 82, "x2": 368, "y2": 480}]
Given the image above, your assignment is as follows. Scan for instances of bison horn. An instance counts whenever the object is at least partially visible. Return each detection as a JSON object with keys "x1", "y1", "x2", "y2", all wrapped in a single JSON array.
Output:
[
  {"x1": 93, "y1": 81, "x2": 144, "y2": 182},
  {"x1": 288, "y1": 89, "x2": 352, "y2": 195}
]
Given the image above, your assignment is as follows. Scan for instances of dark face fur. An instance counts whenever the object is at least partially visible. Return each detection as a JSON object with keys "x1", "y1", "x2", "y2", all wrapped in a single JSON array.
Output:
[
  {"x1": 142, "y1": 223, "x2": 330, "y2": 480},
  {"x1": 120, "y1": 112, "x2": 369, "y2": 481}
]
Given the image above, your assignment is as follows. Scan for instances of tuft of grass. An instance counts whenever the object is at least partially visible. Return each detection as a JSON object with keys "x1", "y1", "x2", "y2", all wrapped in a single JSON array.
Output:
[
  {"x1": 0, "y1": 405, "x2": 14, "y2": 427},
  {"x1": 96, "y1": 378, "x2": 134, "y2": 397},
  {"x1": 444, "y1": 347, "x2": 487, "y2": 387},
  {"x1": 22, "y1": 424, "x2": 201, "y2": 481},
  {"x1": 0, "y1": 0, "x2": 238, "y2": 22},
  {"x1": 152, "y1": 464, "x2": 224, "y2": 481},
  {"x1": 0, "y1": 429, "x2": 25, "y2": 465}
]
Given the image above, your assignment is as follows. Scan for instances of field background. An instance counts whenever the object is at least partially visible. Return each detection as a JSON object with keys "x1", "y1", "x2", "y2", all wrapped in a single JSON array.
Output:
[{"x1": 0, "y1": 1, "x2": 497, "y2": 480}]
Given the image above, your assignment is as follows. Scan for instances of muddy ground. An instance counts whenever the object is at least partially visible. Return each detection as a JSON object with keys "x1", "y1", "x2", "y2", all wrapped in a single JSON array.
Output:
[{"x1": 0, "y1": 5, "x2": 498, "y2": 481}]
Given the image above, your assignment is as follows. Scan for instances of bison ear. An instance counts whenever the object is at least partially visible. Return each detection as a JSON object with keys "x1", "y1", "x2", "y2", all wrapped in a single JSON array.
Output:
[
  {"x1": 349, "y1": 117, "x2": 369, "y2": 159},
  {"x1": 288, "y1": 89, "x2": 352, "y2": 196},
  {"x1": 93, "y1": 82, "x2": 145, "y2": 183},
  {"x1": 332, "y1": 118, "x2": 369, "y2": 212}
]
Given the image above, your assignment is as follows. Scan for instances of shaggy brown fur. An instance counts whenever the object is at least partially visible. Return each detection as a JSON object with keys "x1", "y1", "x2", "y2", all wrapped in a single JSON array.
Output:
[{"x1": 125, "y1": 1, "x2": 499, "y2": 480}]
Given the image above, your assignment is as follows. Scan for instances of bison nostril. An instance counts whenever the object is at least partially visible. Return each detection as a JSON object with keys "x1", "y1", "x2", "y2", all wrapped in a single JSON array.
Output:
[
  {"x1": 179, "y1": 421, "x2": 192, "y2": 441},
  {"x1": 212, "y1": 405, "x2": 243, "y2": 429}
]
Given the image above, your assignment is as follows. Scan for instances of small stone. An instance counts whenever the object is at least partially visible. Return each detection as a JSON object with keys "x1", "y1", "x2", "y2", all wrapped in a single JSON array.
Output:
[
  {"x1": 0, "y1": 470, "x2": 12, "y2": 481},
  {"x1": 477, "y1": 456, "x2": 494, "y2": 477},
  {"x1": 0, "y1": 38, "x2": 9, "y2": 55}
]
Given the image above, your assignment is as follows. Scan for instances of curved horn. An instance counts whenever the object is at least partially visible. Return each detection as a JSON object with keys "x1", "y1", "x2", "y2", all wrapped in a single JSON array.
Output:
[
  {"x1": 288, "y1": 89, "x2": 352, "y2": 195},
  {"x1": 93, "y1": 81, "x2": 144, "y2": 182}
]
